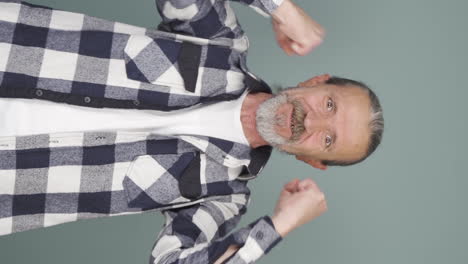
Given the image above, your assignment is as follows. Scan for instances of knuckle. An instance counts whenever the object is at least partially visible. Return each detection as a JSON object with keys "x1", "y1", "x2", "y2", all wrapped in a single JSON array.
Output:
[{"x1": 318, "y1": 192, "x2": 325, "y2": 200}]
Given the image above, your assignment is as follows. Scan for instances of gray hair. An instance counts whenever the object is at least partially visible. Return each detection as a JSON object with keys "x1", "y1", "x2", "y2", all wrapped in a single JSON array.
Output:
[{"x1": 321, "y1": 76, "x2": 384, "y2": 166}]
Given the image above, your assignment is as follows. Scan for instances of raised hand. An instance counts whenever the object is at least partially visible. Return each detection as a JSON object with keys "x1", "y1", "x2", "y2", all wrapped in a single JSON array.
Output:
[
  {"x1": 272, "y1": 0, "x2": 325, "y2": 56},
  {"x1": 271, "y1": 178, "x2": 328, "y2": 237}
]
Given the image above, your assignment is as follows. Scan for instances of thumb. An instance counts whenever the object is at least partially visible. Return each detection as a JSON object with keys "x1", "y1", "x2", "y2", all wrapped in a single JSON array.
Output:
[
  {"x1": 291, "y1": 43, "x2": 303, "y2": 55},
  {"x1": 291, "y1": 42, "x2": 313, "y2": 56}
]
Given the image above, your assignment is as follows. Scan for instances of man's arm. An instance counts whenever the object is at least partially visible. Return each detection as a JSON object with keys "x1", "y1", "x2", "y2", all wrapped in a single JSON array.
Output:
[
  {"x1": 150, "y1": 178, "x2": 327, "y2": 264},
  {"x1": 150, "y1": 193, "x2": 282, "y2": 264},
  {"x1": 155, "y1": 0, "x2": 324, "y2": 56},
  {"x1": 271, "y1": 0, "x2": 325, "y2": 56},
  {"x1": 155, "y1": 0, "x2": 285, "y2": 39},
  {"x1": 216, "y1": 178, "x2": 328, "y2": 263}
]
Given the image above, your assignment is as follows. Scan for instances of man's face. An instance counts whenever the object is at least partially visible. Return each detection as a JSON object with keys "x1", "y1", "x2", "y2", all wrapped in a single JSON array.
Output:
[{"x1": 256, "y1": 84, "x2": 372, "y2": 165}]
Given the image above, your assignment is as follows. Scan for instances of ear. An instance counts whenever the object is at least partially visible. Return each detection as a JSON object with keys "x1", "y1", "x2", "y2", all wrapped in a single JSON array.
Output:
[
  {"x1": 296, "y1": 155, "x2": 328, "y2": 170},
  {"x1": 298, "y1": 74, "x2": 331, "y2": 88}
]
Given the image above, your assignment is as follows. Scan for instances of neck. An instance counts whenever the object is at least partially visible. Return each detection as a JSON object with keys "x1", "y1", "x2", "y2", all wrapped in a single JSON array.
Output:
[{"x1": 241, "y1": 93, "x2": 273, "y2": 148}]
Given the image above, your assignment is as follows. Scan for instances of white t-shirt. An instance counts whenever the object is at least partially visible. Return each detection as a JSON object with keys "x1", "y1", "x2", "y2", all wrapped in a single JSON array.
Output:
[{"x1": 0, "y1": 92, "x2": 250, "y2": 145}]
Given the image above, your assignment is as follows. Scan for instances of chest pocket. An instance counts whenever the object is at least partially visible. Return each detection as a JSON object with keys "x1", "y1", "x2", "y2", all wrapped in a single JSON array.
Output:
[
  {"x1": 123, "y1": 152, "x2": 202, "y2": 209},
  {"x1": 124, "y1": 35, "x2": 201, "y2": 93}
]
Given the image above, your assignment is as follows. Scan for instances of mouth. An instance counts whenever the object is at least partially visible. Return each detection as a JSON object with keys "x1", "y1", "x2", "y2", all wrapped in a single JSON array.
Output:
[
  {"x1": 289, "y1": 108, "x2": 295, "y2": 137},
  {"x1": 289, "y1": 107, "x2": 297, "y2": 137},
  {"x1": 289, "y1": 100, "x2": 306, "y2": 143},
  {"x1": 255, "y1": 93, "x2": 308, "y2": 147},
  {"x1": 272, "y1": 98, "x2": 306, "y2": 143}
]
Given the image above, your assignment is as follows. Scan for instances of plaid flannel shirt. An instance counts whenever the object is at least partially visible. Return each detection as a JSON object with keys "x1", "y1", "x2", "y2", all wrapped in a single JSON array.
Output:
[{"x1": 0, "y1": 0, "x2": 285, "y2": 263}]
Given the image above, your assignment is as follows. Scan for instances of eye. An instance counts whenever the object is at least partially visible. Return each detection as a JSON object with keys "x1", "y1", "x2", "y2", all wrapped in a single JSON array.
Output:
[
  {"x1": 325, "y1": 135, "x2": 333, "y2": 148},
  {"x1": 326, "y1": 98, "x2": 334, "y2": 112}
]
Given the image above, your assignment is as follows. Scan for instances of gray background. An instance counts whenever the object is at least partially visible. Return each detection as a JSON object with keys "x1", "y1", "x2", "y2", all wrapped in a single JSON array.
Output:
[{"x1": 1, "y1": 0, "x2": 467, "y2": 263}]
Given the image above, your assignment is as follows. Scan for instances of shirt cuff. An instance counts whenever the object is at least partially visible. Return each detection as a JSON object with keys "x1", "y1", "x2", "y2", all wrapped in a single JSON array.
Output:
[
  {"x1": 247, "y1": 216, "x2": 282, "y2": 254},
  {"x1": 261, "y1": 0, "x2": 286, "y2": 15},
  {"x1": 226, "y1": 216, "x2": 283, "y2": 263}
]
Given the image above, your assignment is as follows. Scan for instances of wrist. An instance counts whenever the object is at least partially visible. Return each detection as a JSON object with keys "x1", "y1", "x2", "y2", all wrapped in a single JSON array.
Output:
[
  {"x1": 271, "y1": 214, "x2": 295, "y2": 237},
  {"x1": 271, "y1": 0, "x2": 295, "y2": 24}
]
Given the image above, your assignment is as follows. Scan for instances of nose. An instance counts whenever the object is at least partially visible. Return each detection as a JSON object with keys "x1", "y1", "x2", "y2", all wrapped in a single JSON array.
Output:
[{"x1": 304, "y1": 112, "x2": 330, "y2": 134}]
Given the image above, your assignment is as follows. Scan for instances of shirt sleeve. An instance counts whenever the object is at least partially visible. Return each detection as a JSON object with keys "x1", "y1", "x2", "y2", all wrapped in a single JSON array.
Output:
[
  {"x1": 155, "y1": 0, "x2": 285, "y2": 38},
  {"x1": 149, "y1": 194, "x2": 282, "y2": 264}
]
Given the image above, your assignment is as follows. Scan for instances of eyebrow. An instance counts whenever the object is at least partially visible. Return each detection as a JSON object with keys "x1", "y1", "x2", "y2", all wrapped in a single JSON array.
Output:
[
  {"x1": 329, "y1": 93, "x2": 338, "y2": 152},
  {"x1": 330, "y1": 133, "x2": 338, "y2": 152},
  {"x1": 331, "y1": 92, "x2": 338, "y2": 114}
]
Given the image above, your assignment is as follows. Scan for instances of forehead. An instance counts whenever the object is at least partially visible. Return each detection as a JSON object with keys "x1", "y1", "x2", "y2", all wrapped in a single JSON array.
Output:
[
  {"x1": 285, "y1": 83, "x2": 360, "y2": 97},
  {"x1": 334, "y1": 87, "x2": 372, "y2": 161}
]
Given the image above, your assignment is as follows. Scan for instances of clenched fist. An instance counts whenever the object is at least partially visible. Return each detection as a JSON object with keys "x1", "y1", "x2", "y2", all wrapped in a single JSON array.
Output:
[
  {"x1": 271, "y1": 178, "x2": 327, "y2": 237},
  {"x1": 271, "y1": 0, "x2": 325, "y2": 56}
]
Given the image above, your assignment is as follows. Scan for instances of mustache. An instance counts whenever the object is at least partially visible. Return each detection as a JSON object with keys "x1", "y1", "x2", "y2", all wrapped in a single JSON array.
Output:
[
  {"x1": 256, "y1": 93, "x2": 307, "y2": 147},
  {"x1": 289, "y1": 99, "x2": 306, "y2": 143}
]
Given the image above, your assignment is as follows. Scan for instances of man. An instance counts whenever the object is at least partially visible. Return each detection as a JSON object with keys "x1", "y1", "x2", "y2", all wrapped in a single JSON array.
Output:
[{"x1": 0, "y1": 0, "x2": 384, "y2": 263}]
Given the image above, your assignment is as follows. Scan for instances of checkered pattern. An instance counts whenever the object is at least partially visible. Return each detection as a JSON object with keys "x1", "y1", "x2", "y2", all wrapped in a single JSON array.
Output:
[
  {"x1": 0, "y1": 132, "x2": 265, "y2": 231},
  {"x1": 0, "y1": 132, "x2": 278, "y2": 263},
  {"x1": 151, "y1": 201, "x2": 281, "y2": 264},
  {"x1": 0, "y1": 0, "x2": 282, "y2": 110},
  {"x1": 0, "y1": 0, "x2": 285, "y2": 263}
]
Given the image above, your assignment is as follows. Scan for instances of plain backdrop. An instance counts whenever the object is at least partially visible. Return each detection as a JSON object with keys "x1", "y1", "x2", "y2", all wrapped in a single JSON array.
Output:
[{"x1": 0, "y1": 0, "x2": 467, "y2": 263}]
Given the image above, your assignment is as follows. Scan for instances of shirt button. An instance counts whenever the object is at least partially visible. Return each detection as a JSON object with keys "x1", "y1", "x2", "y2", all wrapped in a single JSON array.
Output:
[
  {"x1": 255, "y1": 231, "x2": 264, "y2": 240},
  {"x1": 133, "y1": 100, "x2": 140, "y2": 106},
  {"x1": 35, "y1": 89, "x2": 43, "y2": 97},
  {"x1": 84, "y1": 96, "x2": 91, "y2": 103}
]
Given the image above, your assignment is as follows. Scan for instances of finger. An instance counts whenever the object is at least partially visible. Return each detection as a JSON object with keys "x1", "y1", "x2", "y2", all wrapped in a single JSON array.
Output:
[
  {"x1": 291, "y1": 39, "x2": 322, "y2": 56},
  {"x1": 291, "y1": 179, "x2": 301, "y2": 192},
  {"x1": 304, "y1": 17, "x2": 326, "y2": 39},
  {"x1": 285, "y1": 178, "x2": 300, "y2": 192},
  {"x1": 319, "y1": 199, "x2": 328, "y2": 211},
  {"x1": 281, "y1": 43, "x2": 295, "y2": 56},
  {"x1": 299, "y1": 178, "x2": 319, "y2": 191},
  {"x1": 297, "y1": 179, "x2": 308, "y2": 191},
  {"x1": 292, "y1": 30, "x2": 325, "y2": 55},
  {"x1": 312, "y1": 21, "x2": 326, "y2": 38},
  {"x1": 293, "y1": 179, "x2": 302, "y2": 192},
  {"x1": 291, "y1": 42, "x2": 314, "y2": 56},
  {"x1": 276, "y1": 33, "x2": 295, "y2": 56},
  {"x1": 273, "y1": 24, "x2": 297, "y2": 55},
  {"x1": 280, "y1": 188, "x2": 292, "y2": 196},
  {"x1": 284, "y1": 179, "x2": 295, "y2": 190},
  {"x1": 279, "y1": 39, "x2": 295, "y2": 56}
]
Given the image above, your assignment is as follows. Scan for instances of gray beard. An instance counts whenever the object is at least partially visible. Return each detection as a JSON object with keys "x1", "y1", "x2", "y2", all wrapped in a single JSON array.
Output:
[{"x1": 256, "y1": 93, "x2": 306, "y2": 147}]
